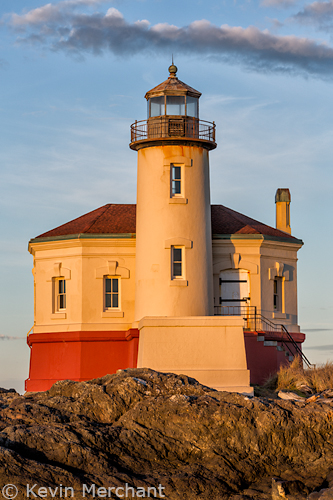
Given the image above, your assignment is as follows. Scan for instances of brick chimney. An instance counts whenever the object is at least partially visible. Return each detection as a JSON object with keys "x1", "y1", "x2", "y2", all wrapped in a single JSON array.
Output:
[{"x1": 275, "y1": 188, "x2": 291, "y2": 234}]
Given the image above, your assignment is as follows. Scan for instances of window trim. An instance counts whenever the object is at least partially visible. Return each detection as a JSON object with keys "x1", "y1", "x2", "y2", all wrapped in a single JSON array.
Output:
[
  {"x1": 104, "y1": 276, "x2": 121, "y2": 312},
  {"x1": 170, "y1": 163, "x2": 184, "y2": 199},
  {"x1": 171, "y1": 246, "x2": 184, "y2": 280},
  {"x1": 53, "y1": 277, "x2": 66, "y2": 313},
  {"x1": 165, "y1": 239, "x2": 191, "y2": 287},
  {"x1": 163, "y1": 156, "x2": 191, "y2": 204},
  {"x1": 273, "y1": 277, "x2": 285, "y2": 314},
  {"x1": 170, "y1": 246, "x2": 187, "y2": 286}
]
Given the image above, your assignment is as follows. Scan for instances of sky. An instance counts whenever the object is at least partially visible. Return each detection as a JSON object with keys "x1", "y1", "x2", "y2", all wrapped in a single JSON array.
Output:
[{"x1": 1, "y1": 0, "x2": 333, "y2": 393}]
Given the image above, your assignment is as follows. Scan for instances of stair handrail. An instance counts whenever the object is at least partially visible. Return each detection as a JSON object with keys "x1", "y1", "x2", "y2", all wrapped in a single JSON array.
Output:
[
  {"x1": 214, "y1": 306, "x2": 312, "y2": 368},
  {"x1": 280, "y1": 324, "x2": 312, "y2": 368},
  {"x1": 254, "y1": 314, "x2": 312, "y2": 368},
  {"x1": 244, "y1": 312, "x2": 313, "y2": 368}
]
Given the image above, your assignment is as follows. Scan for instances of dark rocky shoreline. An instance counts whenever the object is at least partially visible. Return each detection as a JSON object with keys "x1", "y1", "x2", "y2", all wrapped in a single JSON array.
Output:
[{"x1": 1, "y1": 369, "x2": 333, "y2": 499}]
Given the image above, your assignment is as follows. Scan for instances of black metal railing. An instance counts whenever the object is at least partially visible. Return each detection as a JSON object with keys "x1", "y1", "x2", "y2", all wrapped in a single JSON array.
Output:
[
  {"x1": 130, "y1": 117, "x2": 216, "y2": 144},
  {"x1": 214, "y1": 305, "x2": 312, "y2": 368},
  {"x1": 214, "y1": 305, "x2": 257, "y2": 329}
]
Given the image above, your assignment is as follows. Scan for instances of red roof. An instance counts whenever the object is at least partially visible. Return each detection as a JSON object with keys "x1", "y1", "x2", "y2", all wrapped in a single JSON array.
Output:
[
  {"x1": 211, "y1": 204, "x2": 297, "y2": 239},
  {"x1": 34, "y1": 203, "x2": 299, "y2": 241},
  {"x1": 36, "y1": 204, "x2": 136, "y2": 238}
]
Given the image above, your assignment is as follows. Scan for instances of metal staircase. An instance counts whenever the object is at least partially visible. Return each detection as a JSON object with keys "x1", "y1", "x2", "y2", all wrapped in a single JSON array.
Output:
[{"x1": 214, "y1": 305, "x2": 312, "y2": 368}]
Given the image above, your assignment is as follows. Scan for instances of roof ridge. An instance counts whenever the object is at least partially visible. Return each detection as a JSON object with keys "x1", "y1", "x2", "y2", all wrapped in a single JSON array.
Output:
[
  {"x1": 80, "y1": 204, "x2": 111, "y2": 233},
  {"x1": 212, "y1": 204, "x2": 295, "y2": 239},
  {"x1": 212, "y1": 204, "x2": 256, "y2": 226}
]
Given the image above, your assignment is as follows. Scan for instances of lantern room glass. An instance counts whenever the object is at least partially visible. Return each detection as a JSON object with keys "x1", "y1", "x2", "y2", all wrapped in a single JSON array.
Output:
[
  {"x1": 149, "y1": 96, "x2": 165, "y2": 117},
  {"x1": 166, "y1": 96, "x2": 185, "y2": 116},
  {"x1": 148, "y1": 95, "x2": 199, "y2": 118},
  {"x1": 186, "y1": 96, "x2": 198, "y2": 118}
]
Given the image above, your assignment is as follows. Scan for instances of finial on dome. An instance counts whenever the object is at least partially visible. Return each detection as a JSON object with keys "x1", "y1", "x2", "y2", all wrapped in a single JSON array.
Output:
[{"x1": 168, "y1": 56, "x2": 177, "y2": 77}]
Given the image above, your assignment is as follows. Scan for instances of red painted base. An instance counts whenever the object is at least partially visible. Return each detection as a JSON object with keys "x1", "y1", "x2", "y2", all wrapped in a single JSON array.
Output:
[
  {"x1": 244, "y1": 331, "x2": 306, "y2": 385},
  {"x1": 26, "y1": 328, "x2": 305, "y2": 392},
  {"x1": 25, "y1": 329, "x2": 139, "y2": 392}
]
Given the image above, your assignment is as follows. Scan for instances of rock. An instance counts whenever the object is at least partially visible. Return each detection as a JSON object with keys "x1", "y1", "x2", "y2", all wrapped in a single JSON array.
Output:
[
  {"x1": 308, "y1": 491, "x2": 326, "y2": 499},
  {"x1": 305, "y1": 392, "x2": 333, "y2": 405},
  {"x1": 278, "y1": 391, "x2": 304, "y2": 401},
  {"x1": 0, "y1": 369, "x2": 333, "y2": 499},
  {"x1": 308, "y1": 487, "x2": 333, "y2": 499},
  {"x1": 271, "y1": 478, "x2": 312, "y2": 499},
  {"x1": 320, "y1": 487, "x2": 333, "y2": 499},
  {"x1": 321, "y1": 390, "x2": 333, "y2": 399},
  {"x1": 272, "y1": 478, "x2": 289, "y2": 499},
  {"x1": 295, "y1": 384, "x2": 313, "y2": 395},
  {"x1": 0, "y1": 387, "x2": 17, "y2": 394}
]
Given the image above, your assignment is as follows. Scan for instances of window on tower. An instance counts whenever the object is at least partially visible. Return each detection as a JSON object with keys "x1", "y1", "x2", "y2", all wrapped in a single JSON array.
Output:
[
  {"x1": 172, "y1": 247, "x2": 183, "y2": 279},
  {"x1": 171, "y1": 164, "x2": 182, "y2": 197},
  {"x1": 104, "y1": 277, "x2": 120, "y2": 310}
]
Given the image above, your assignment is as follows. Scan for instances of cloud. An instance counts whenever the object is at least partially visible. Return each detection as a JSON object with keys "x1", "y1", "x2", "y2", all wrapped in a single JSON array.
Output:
[
  {"x1": 292, "y1": 1, "x2": 333, "y2": 31},
  {"x1": 0, "y1": 335, "x2": 24, "y2": 341},
  {"x1": 9, "y1": 0, "x2": 108, "y2": 27},
  {"x1": 261, "y1": 0, "x2": 298, "y2": 8},
  {"x1": 303, "y1": 328, "x2": 333, "y2": 332},
  {"x1": 6, "y1": 2, "x2": 333, "y2": 78},
  {"x1": 269, "y1": 18, "x2": 285, "y2": 30},
  {"x1": 305, "y1": 344, "x2": 333, "y2": 351}
]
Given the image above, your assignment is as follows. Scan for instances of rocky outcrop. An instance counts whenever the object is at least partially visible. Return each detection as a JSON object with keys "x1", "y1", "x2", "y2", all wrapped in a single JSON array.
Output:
[{"x1": 1, "y1": 369, "x2": 333, "y2": 499}]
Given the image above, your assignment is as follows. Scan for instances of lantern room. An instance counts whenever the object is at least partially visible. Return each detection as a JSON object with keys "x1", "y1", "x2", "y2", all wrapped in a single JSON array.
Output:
[
  {"x1": 130, "y1": 63, "x2": 216, "y2": 150},
  {"x1": 146, "y1": 63, "x2": 200, "y2": 118}
]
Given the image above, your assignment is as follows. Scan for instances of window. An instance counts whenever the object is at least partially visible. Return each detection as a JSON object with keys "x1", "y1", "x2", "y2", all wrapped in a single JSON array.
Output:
[
  {"x1": 273, "y1": 278, "x2": 283, "y2": 312},
  {"x1": 186, "y1": 96, "x2": 198, "y2": 118},
  {"x1": 54, "y1": 278, "x2": 66, "y2": 311},
  {"x1": 166, "y1": 96, "x2": 185, "y2": 116},
  {"x1": 172, "y1": 247, "x2": 183, "y2": 279},
  {"x1": 148, "y1": 96, "x2": 198, "y2": 118},
  {"x1": 171, "y1": 164, "x2": 182, "y2": 197},
  {"x1": 149, "y1": 96, "x2": 165, "y2": 117},
  {"x1": 105, "y1": 277, "x2": 120, "y2": 309}
]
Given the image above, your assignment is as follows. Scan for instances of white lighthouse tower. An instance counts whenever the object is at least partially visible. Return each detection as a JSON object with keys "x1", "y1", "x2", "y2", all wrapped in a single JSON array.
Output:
[
  {"x1": 131, "y1": 63, "x2": 215, "y2": 320},
  {"x1": 130, "y1": 64, "x2": 251, "y2": 394}
]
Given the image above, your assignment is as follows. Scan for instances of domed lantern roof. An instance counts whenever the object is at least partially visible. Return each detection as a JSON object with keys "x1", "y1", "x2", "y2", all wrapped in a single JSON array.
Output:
[{"x1": 145, "y1": 64, "x2": 201, "y2": 119}]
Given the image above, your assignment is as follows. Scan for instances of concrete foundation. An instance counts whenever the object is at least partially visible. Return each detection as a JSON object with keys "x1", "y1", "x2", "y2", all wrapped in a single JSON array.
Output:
[{"x1": 137, "y1": 316, "x2": 252, "y2": 395}]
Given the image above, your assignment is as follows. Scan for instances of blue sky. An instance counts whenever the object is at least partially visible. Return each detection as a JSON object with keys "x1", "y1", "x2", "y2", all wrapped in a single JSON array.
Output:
[{"x1": 1, "y1": 0, "x2": 333, "y2": 392}]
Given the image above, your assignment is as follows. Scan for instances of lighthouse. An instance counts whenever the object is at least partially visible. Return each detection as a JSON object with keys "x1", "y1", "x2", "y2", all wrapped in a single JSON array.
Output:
[
  {"x1": 131, "y1": 63, "x2": 215, "y2": 320},
  {"x1": 25, "y1": 64, "x2": 305, "y2": 394},
  {"x1": 129, "y1": 65, "x2": 251, "y2": 394}
]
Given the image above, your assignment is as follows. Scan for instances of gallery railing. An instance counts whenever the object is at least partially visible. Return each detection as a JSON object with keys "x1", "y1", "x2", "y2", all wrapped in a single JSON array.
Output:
[{"x1": 130, "y1": 117, "x2": 216, "y2": 144}]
